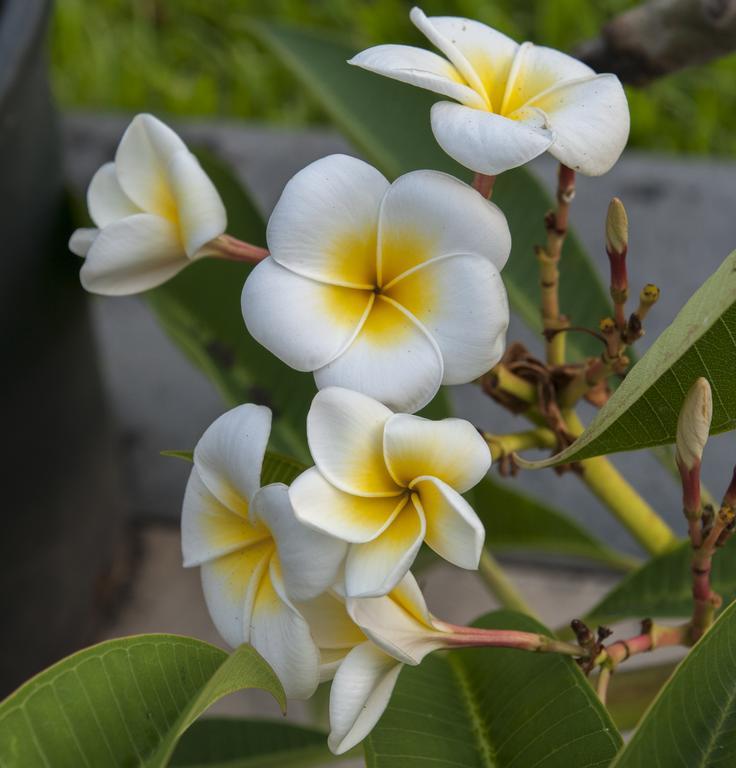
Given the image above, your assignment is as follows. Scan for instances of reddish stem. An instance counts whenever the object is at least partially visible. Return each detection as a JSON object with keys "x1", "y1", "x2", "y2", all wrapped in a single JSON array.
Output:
[
  {"x1": 472, "y1": 173, "x2": 496, "y2": 199},
  {"x1": 207, "y1": 234, "x2": 269, "y2": 263},
  {"x1": 438, "y1": 624, "x2": 583, "y2": 656}
]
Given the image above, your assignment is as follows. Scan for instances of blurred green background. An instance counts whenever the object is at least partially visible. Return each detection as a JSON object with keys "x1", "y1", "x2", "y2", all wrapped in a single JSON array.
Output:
[{"x1": 52, "y1": 0, "x2": 735, "y2": 155}]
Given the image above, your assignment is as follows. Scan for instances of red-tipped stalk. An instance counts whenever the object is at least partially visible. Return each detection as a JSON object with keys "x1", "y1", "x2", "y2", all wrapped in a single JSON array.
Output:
[{"x1": 606, "y1": 197, "x2": 629, "y2": 331}]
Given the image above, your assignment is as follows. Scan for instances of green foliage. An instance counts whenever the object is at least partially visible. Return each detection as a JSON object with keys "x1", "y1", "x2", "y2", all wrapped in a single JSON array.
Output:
[
  {"x1": 524, "y1": 250, "x2": 736, "y2": 467},
  {"x1": 0, "y1": 636, "x2": 284, "y2": 768},
  {"x1": 170, "y1": 718, "x2": 334, "y2": 767},
  {"x1": 605, "y1": 663, "x2": 676, "y2": 732},
  {"x1": 248, "y1": 20, "x2": 609, "y2": 360},
  {"x1": 366, "y1": 610, "x2": 622, "y2": 767},
  {"x1": 472, "y1": 476, "x2": 638, "y2": 571},
  {"x1": 585, "y1": 542, "x2": 736, "y2": 627},
  {"x1": 51, "y1": 0, "x2": 736, "y2": 156},
  {"x1": 612, "y1": 600, "x2": 736, "y2": 767}
]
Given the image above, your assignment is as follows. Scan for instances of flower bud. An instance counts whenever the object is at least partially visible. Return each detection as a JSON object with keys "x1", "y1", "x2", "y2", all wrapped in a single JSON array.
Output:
[
  {"x1": 605, "y1": 197, "x2": 628, "y2": 257},
  {"x1": 676, "y1": 378, "x2": 712, "y2": 472}
]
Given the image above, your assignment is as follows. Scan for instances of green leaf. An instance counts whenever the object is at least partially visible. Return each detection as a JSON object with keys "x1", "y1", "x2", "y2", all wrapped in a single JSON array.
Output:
[
  {"x1": 473, "y1": 476, "x2": 638, "y2": 571},
  {"x1": 145, "y1": 149, "x2": 315, "y2": 462},
  {"x1": 365, "y1": 610, "x2": 622, "y2": 767},
  {"x1": 612, "y1": 599, "x2": 736, "y2": 767},
  {"x1": 248, "y1": 21, "x2": 610, "y2": 361},
  {"x1": 521, "y1": 250, "x2": 736, "y2": 467},
  {"x1": 170, "y1": 718, "x2": 333, "y2": 767},
  {"x1": 163, "y1": 448, "x2": 306, "y2": 485},
  {"x1": 605, "y1": 663, "x2": 676, "y2": 732},
  {"x1": 0, "y1": 635, "x2": 284, "y2": 768},
  {"x1": 260, "y1": 451, "x2": 307, "y2": 486},
  {"x1": 584, "y1": 541, "x2": 736, "y2": 627},
  {"x1": 162, "y1": 449, "x2": 195, "y2": 462}
]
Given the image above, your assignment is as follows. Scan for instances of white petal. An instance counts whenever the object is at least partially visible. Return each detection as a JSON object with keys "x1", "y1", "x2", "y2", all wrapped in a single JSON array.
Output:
[
  {"x1": 410, "y1": 8, "x2": 489, "y2": 107},
  {"x1": 345, "y1": 500, "x2": 426, "y2": 598},
  {"x1": 378, "y1": 170, "x2": 511, "y2": 283},
  {"x1": 251, "y1": 559, "x2": 321, "y2": 699},
  {"x1": 290, "y1": 468, "x2": 407, "y2": 544},
  {"x1": 306, "y1": 387, "x2": 400, "y2": 497},
  {"x1": 266, "y1": 154, "x2": 388, "y2": 288},
  {"x1": 413, "y1": 477, "x2": 485, "y2": 569},
  {"x1": 200, "y1": 540, "x2": 273, "y2": 648},
  {"x1": 242, "y1": 258, "x2": 372, "y2": 373},
  {"x1": 167, "y1": 150, "x2": 227, "y2": 256},
  {"x1": 430, "y1": 100, "x2": 553, "y2": 176},
  {"x1": 348, "y1": 44, "x2": 486, "y2": 109},
  {"x1": 87, "y1": 162, "x2": 140, "y2": 228},
  {"x1": 328, "y1": 642, "x2": 403, "y2": 755},
  {"x1": 383, "y1": 413, "x2": 491, "y2": 492},
  {"x1": 181, "y1": 468, "x2": 271, "y2": 567},
  {"x1": 385, "y1": 252, "x2": 509, "y2": 384},
  {"x1": 319, "y1": 648, "x2": 351, "y2": 683},
  {"x1": 524, "y1": 74, "x2": 630, "y2": 175},
  {"x1": 114, "y1": 113, "x2": 187, "y2": 218},
  {"x1": 253, "y1": 483, "x2": 347, "y2": 602},
  {"x1": 297, "y1": 592, "x2": 366, "y2": 650},
  {"x1": 427, "y1": 16, "x2": 519, "y2": 112},
  {"x1": 69, "y1": 228, "x2": 98, "y2": 257},
  {"x1": 193, "y1": 403, "x2": 271, "y2": 515},
  {"x1": 501, "y1": 43, "x2": 594, "y2": 115},
  {"x1": 80, "y1": 213, "x2": 188, "y2": 296},
  {"x1": 347, "y1": 585, "x2": 445, "y2": 665},
  {"x1": 315, "y1": 297, "x2": 444, "y2": 414}
]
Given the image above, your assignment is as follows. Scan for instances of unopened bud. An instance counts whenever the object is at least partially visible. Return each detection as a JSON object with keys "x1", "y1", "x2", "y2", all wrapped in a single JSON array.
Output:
[
  {"x1": 676, "y1": 378, "x2": 712, "y2": 472},
  {"x1": 640, "y1": 284, "x2": 660, "y2": 306},
  {"x1": 599, "y1": 317, "x2": 616, "y2": 334},
  {"x1": 606, "y1": 198, "x2": 628, "y2": 257}
]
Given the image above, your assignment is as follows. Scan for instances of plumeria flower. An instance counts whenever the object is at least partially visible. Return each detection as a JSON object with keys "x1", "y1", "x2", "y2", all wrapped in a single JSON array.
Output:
[
  {"x1": 242, "y1": 153, "x2": 510, "y2": 413},
  {"x1": 326, "y1": 572, "x2": 584, "y2": 754},
  {"x1": 326, "y1": 571, "x2": 453, "y2": 754},
  {"x1": 181, "y1": 403, "x2": 346, "y2": 699},
  {"x1": 289, "y1": 387, "x2": 491, "y2": 598},
  {"x1": 350, "y1": 7, "x2": 630, "y2": 176},
  {"x1": 69, "y1": 113, "x2": 264, "y2": 296}
]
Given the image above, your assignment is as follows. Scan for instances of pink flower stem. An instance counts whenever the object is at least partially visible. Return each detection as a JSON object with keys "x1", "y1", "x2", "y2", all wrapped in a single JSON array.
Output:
[
  {"x1": 438, "y1": 623, "x2": 584, "y2": 657},
  {"x1": 207, "y1": 234, "x2": 269, "y2": 263},
  {"x1": 472, "y1": 173, "x2": 496, "y2": 199}
]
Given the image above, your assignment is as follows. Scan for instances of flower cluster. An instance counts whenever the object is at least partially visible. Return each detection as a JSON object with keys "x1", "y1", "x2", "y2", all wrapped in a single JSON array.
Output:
[
  {"x1": 69, "y1": 6, "x2": 630, "y2": 754},
  {"x1": 181, "y1": 397, "x2": 488, "y2": 753}
]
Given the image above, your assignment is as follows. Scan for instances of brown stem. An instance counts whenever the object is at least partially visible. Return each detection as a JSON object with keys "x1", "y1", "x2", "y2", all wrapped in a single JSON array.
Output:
[
  {"x1": 540, "y1": 165, "x2": 576, "y2": 366},
  {"x1": 576, "y1": 0, "x2": 736, "y2": 86}
]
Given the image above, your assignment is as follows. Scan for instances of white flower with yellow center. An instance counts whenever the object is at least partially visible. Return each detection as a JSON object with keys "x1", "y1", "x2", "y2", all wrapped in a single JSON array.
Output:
[
  {"x1": 325, "y1": 572, "x2": 455, "y2": 755},
  {"x1": 241, "y1": 153, "x2": 510, "y2": 413},
  {"x1": 350, "y1": 7, "x2": 630, "y2": 176},
  {"x1": 69, "y1": 113, "x2": 227, "y2": 295},
  {"x1": 289, "y1": 387, "x2": 491, "y2": 598},
  {"x1": 181, "y1": 403, "x2": 347, "y2": 699}
]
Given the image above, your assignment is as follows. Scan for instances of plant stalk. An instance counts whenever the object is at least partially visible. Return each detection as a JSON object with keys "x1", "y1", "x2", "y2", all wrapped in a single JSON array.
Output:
[
  {"x1": 483, "y1": 428, "x2": 558, "y2": 461},
  {"x1": 477, "y1": 549, "x2": 539, "y2": 619},
  {"x1": 206, "y1": 233, "x2": 269, "y2": 263},
  {"x1": 441, "y1": 625, "x2": 584, "y2": 656},
  {"x1": 565, "y1": 410, "x2": 678, "y2": 555}
]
